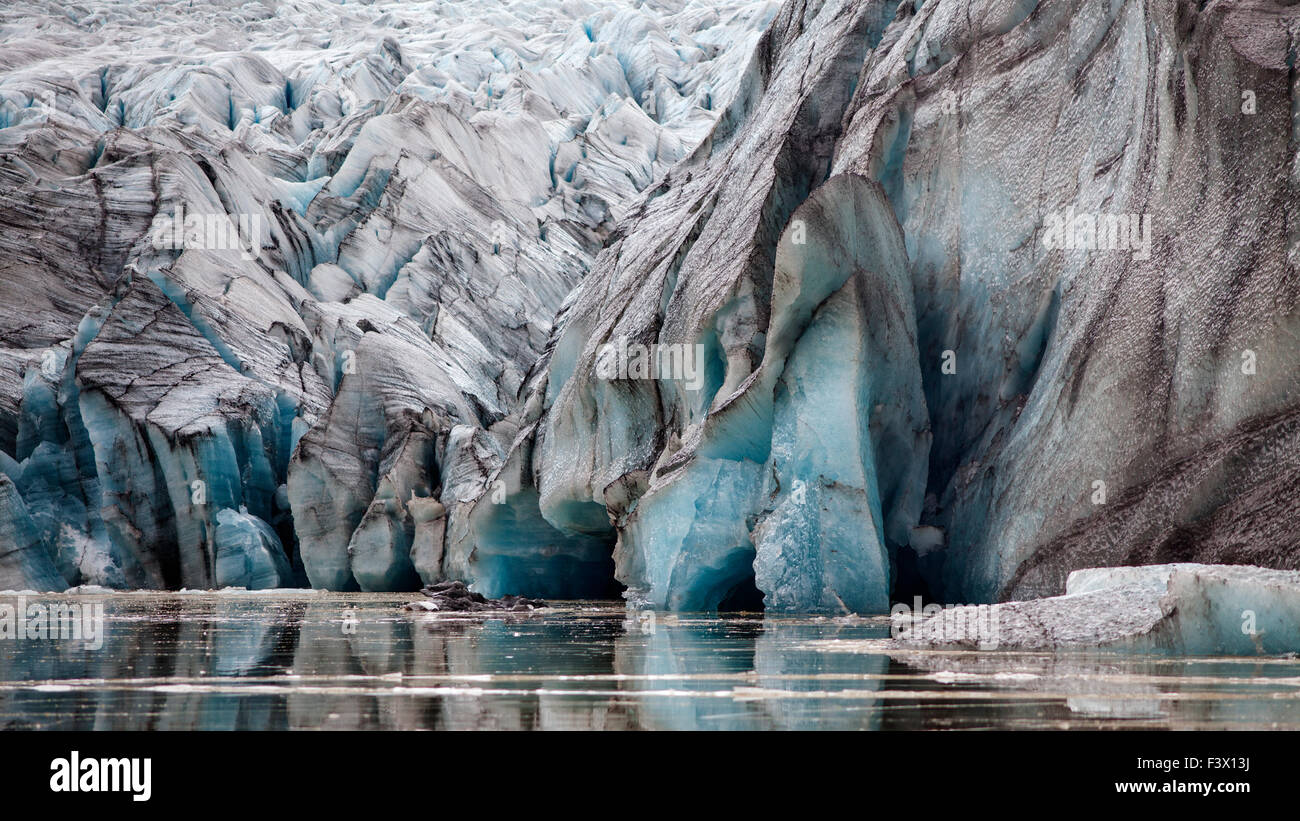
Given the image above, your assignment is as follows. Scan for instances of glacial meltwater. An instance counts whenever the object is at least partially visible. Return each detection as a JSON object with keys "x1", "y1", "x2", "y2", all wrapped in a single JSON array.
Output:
[{"x1": 1, "y1": 592, "x2": 1298, "y2": 731}]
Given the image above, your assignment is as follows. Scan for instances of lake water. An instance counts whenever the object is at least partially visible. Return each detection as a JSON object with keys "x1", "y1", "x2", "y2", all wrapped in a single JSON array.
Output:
[{"x1": 2, "y1": 591, "x2": 1298, "y2": 730}]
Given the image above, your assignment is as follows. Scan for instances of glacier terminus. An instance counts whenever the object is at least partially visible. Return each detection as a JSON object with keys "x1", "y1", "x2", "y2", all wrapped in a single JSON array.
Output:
[{"x1": 1, "y1": 0, "x2": 1299, "y2": 655}]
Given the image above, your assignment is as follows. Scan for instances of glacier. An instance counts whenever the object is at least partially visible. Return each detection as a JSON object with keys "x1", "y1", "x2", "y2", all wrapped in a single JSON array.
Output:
[
  {"x1": 470, "y1": 0, "x2": 1300, "y2": 613},
  {"x1": 0, "y1": 0, "x2": 777, "y2": 596},
  {"x1": 2, "y1": 0, "x2": 1300, "y2": 622}
]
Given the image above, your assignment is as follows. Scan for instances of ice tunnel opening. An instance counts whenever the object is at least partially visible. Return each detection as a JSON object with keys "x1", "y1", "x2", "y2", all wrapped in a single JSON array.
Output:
[
  {"x1": 717, "y1": 573, "x2": 765, "y2": 612},
  {"x1": 473, "y1": 491, "x2": 624, "y2": 600},
  {"x1": 689, "y1": 329, "x2": 728, "y2": 423},
  {"x1": 890, "y1": 543, "x2": 938, "y2": 606},
  {"x1": 674, "y1": 546, "x2": 765, "y2": 612},
  {"x1": 473, "y1": 553, "x2": 624, "y2": 601},
  {"x1": 909, "y1": 272, "x2": 1063, "y2": 604}
]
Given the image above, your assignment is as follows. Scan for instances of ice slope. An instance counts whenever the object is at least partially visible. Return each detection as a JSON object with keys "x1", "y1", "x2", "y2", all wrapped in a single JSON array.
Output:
[{"x1": 0, "y1": 0, "x2": 776, "y2": 592}]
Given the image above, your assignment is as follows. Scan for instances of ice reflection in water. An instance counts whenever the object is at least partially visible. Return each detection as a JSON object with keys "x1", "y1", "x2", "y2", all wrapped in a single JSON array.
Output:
[{"x1": 1, "y1": 592, "x2": 1298, "y2": 730}]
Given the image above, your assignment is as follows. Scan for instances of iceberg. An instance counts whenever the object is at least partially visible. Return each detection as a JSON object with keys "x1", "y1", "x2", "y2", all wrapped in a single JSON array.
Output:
[{"x1": 896, "y1": 563, "x2": 1300, "y2": 655}]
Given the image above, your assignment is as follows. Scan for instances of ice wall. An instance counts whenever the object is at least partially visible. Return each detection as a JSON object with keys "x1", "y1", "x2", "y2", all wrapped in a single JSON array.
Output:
[{"x1": 462, "y1": 0, "x2": 1300, "y2": 611}]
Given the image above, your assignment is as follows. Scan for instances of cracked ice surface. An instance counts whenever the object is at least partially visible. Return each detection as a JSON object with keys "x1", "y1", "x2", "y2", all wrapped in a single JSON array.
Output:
[{"x1": 0, "y1": 0, "x2": 776, "y2": 593}]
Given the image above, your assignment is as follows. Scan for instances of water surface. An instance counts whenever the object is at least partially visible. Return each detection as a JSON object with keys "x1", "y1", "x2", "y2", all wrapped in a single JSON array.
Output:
[{"x1": 2, "y1": 592, "x2": 1298, "y2": 730}]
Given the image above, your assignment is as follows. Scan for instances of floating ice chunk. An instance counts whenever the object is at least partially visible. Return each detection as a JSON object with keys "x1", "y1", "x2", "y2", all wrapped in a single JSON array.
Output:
[{"x1": 898, "y1": 564, "x2": 1300, "y2": 655}]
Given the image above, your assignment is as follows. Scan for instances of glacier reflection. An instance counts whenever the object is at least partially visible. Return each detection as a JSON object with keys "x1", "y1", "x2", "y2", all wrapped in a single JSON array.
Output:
[{"x1": 0, "y1": 592, "x2": 1297, "y2": 730}]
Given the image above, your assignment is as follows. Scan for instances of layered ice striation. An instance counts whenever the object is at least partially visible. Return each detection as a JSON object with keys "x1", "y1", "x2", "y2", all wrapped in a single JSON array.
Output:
[{"x1": 4, "y1": 0, "x2": 1300, "y2": 614}]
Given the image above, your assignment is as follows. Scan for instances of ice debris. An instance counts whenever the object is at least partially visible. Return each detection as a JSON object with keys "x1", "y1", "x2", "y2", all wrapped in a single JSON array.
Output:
[
  {"x1": 405, "y1": 580, "x2": 546, "y2": 612},
  {"x1": 896, "y1": 564, "x2": 1300, "y2": 655}
]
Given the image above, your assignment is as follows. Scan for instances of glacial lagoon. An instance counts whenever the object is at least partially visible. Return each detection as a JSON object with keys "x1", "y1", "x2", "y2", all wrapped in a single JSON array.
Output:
[{"x1": 1, "y1": 592, "x2": 1298, "y2": 731}]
